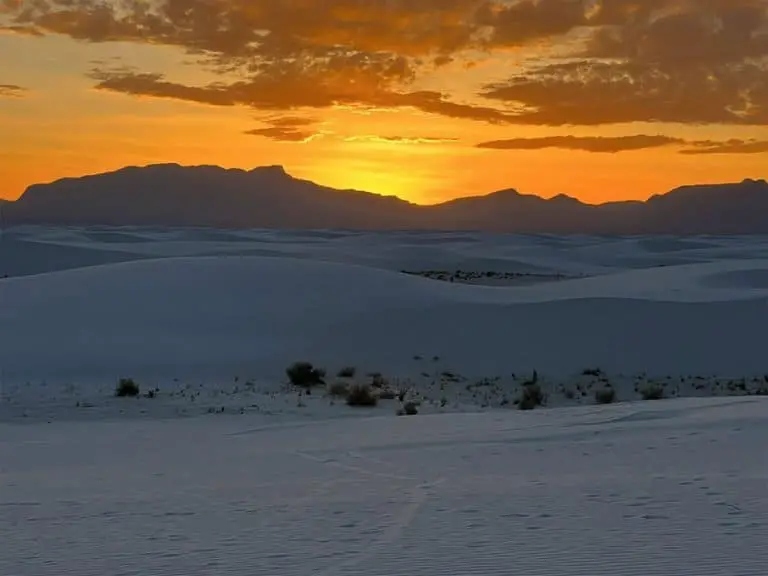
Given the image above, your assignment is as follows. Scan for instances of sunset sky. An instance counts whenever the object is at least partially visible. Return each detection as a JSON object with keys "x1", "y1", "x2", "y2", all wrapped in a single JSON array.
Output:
[{"x1": 2, "y1": 0, "x2": 768, "y2": 204}]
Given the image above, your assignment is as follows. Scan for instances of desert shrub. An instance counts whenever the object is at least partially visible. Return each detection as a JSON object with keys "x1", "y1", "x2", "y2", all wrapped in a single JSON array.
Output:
[
  {"x1": 368, "y1": 373, "x2": 388, "y2": 388},
  {"x1": 400, "y1": 401, "x2": 418, "y2": 416},
  {"x1": 518, "y1": 383, "x2": 545, "y2": 410},
  {"x1": 327, "y1": 381, "x2": 350, "y2": 397},
  {"x1": 115, "y1": 378, "x2": 140, "y2": 397},
  {"x1": 640, "y1": 383, "x2": 665, "y2": 400},
  {"x1": 595, "y1": 387, "x2": 616, "y2": 404},
  {"x1": 286, "y1": 362, "x2": 326, "y2": 387},
  {"x1": 346, "y1": 384, "x2": 378, "y2": 407},
  {"x1": 337, "y1": 366, "x2": 356, "y2": 378}
]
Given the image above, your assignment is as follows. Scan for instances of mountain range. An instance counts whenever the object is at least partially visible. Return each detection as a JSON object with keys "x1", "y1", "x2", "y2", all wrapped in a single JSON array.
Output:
[{"x1": 2, "y1": 163, "x2": 767, "y2": 234}]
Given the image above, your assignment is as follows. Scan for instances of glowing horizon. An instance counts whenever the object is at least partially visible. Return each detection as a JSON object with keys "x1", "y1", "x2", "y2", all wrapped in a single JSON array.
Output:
[{"x1": 2, "y1": 1, "x2": 768, "y2": 205}]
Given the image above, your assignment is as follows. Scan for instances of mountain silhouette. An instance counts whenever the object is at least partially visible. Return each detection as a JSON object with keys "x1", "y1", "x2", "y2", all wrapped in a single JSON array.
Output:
[{"x1": 3, "y1": 164, "x2": 767, "y2": 234}]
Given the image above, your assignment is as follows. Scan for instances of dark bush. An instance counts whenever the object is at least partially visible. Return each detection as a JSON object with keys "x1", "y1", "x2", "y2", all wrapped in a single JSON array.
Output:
[
  {"x1": 286, "y1": 362, "x2": 326, "y2": 387},
  {"x1": 595, "y1": 387, "x2": 616, "y2": 404},
  {"x1": 115, "y1": 378, "x2": 140, "y2": 397},
  {"x1": 400, "y1": 401, "x2": 419, "y2": 416},
  {"x1": 640, "y1": 383, "x2": 665, "y2": 401},
  {"x1": 518, "y1": 383, "x2": 545, "y2": 410}
]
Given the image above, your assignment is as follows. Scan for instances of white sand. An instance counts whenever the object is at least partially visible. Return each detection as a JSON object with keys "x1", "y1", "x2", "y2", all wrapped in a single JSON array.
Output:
[
  {"x1": 2, "y1": 398, "x2": 767, "y2": 575},
  {"x1": 1, "y1": 227, "x2": 767, "y2": 574}
]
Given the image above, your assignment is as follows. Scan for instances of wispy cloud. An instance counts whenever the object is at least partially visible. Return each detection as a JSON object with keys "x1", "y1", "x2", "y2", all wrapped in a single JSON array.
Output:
[
  {"x1": 476, "y1": 134, "x2": 685, "y2": 153},
  {"x1": 681, "y1": 139, "x2": 768, "y2": 155},
  {"x1": 344, "y1": 135, "x2": 459, "y2": 145},
  {"x1": 477, "y1": 134, "x2": 768, "y2": 155},
  {"x1": 0, "y1": 83, "x2": 27, "y2": 98},
  {"x1": 244, "y1": 116, "x2": 323, "y2": 142}
]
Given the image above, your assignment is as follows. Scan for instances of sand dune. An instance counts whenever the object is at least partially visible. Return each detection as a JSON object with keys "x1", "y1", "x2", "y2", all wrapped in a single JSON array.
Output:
[
  {"x1": 2, "y1": 227, "x2": 767, "y2": 575},
  {"x1": 2, "y1": 228, "x2": 767, "y2": 384},
  {"x1": 2, "y1": 251, "x2": 768, "y2": 386},
  {"x1": 7, "y1": 226, "x2": 768, "y2": 276}
]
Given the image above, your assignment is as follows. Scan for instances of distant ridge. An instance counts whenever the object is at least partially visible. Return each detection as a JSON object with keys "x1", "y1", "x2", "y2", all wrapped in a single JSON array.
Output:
[{"x1": 3, "y1": 164, "x2": 768, "y2": 234}]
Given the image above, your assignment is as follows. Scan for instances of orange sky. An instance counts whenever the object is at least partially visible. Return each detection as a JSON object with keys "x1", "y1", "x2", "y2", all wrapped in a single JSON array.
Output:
[{"x1": 2, "y1": 0, "x2": 768, "y2": 205}]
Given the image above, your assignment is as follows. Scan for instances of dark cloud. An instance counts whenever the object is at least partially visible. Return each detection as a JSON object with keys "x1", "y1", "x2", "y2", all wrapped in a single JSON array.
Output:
[
  {"x1": 481, "y1": 59, "x2": 768, "y2": 126},
  {"x1": 0, "y1": 0, "x2": 598, "y2": 116},
  {"x1": 477, "y1": 134, "x2": 768, "y2": 155},
  {"x1": 482, "y1": 1, "x2": 768, "y2": 126},
  {"x1": 89, "y1": 67, "x2": 517, "y2": 124},
  {"x1": 263, "y1": 116, "x2": 317, "y2": 128},
  {"x1": 476, "y1": 134, "x2": 685, "y2": 152},
  {"x1": 681, "y1": 139, "x2": 768, "y2": 155},
  {"x1": 244, "y1": 126, "x2": 318, "y2": 142},
  {"x1": 244, "y1": 116, "x2": 321, "y2": 142},
  {"x1": 7, "y1": 0, "x2": 490, "y2": 58},
  {"x1": 586, "y1": 0, "x2": 768, "y2": 65},
  {"x1": 0, "y1": 83, "x2": 27, "y2": 97},
  {"x1": 5, "y1": 1, "x2": 768, "y2": 127},
  {"x1": 477, "y1": 0, "x2": 590, "y2": 47},
  {"x1": 0, "y1": 24, "x2": 45, "y2": 35}
]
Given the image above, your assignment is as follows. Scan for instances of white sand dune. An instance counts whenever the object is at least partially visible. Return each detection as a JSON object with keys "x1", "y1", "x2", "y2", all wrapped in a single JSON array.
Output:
[
  {"x1": 2, "y1": 397, "x2": 767, "y2": 575},
  {"x1": 2, "y1": 253, "x2": 768, "y2": 384},
  {"x1": 9, "y1": 226, "x2": 768, "y2": 277},
  {"x1": 2, "y1": 227, "x2": 768, "y2": 575}
]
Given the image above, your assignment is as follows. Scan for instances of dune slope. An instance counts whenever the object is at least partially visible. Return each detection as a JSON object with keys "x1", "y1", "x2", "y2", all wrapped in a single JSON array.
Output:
[{"x1": 2, "y1": 255, "x2": 767, "y2": 384}]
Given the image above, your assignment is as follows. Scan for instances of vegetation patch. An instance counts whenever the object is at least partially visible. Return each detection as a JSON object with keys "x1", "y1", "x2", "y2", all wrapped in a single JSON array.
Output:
[
  {"x1": 327, "y1": 381, "x2": 350, "y2": 398},
  {"x1": 370, "y1": 373, "x2": 388, "y2": 388},
  {"x1": 398, "y1": 401, "x2": 419, "y2": 416},
  {"x1": 346, "y1": 384, "x2": 378, "y2": 407},
  {"x1": 337, "y1": 366, "x2": 356, "y2": 378},
  {"x1": 517, "y1": 383, "x2": 545, "y2": 410},
  {"x1": 595, "y1": 387, "x2": 616, "y2": 404},
  {"x1": 640, "y1": 383, "x2": 665, "y2": 401},
  {"x1": 286, "y1": 362, "x2": 326, "y2": 387},
  {"x1": 115, "y1": 378, "x2": 140, "y2": 397}
]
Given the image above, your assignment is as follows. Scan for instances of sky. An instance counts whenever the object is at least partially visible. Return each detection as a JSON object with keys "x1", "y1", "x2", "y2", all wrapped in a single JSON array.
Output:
[{"x1": 1, "y1": 0, "x2": 768, "y2": 205}]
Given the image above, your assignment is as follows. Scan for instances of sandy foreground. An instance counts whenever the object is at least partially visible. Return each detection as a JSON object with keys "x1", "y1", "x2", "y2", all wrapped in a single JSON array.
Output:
[
  {"x1": 1, "y1": 227, "x2": 767, "y2": 574},
  {"x1": 2, "y1": 398, "x2": 767, "y2": 575}
]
